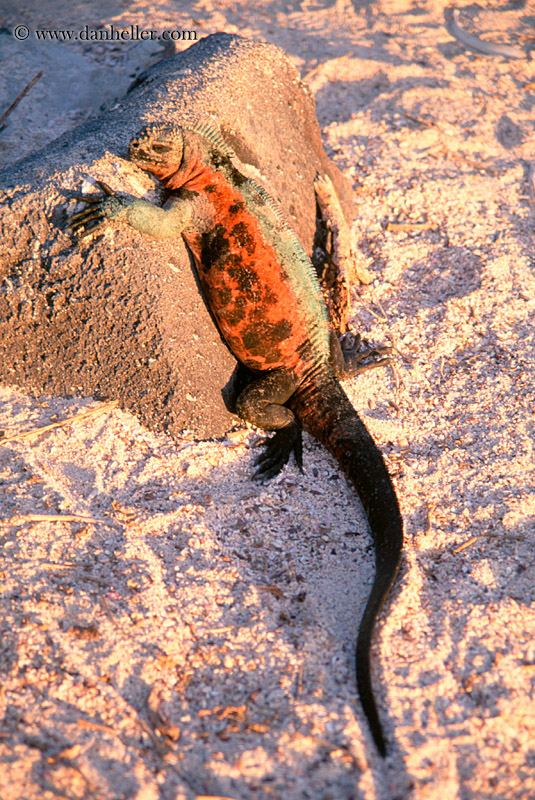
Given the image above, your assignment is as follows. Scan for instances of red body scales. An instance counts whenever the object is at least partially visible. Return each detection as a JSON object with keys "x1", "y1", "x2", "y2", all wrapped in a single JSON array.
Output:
[
  {"x1": 149, "y1": 124, "x2": 331, "y2": 379},
  {"x1": 172, "y1": 164, "x2": 312, "y2": 373}
]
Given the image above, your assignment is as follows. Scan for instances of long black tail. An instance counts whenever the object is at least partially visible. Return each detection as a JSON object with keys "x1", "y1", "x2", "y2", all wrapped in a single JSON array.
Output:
[{"x1": 289, "y1": 366, "x2": 403, "y2": 756}]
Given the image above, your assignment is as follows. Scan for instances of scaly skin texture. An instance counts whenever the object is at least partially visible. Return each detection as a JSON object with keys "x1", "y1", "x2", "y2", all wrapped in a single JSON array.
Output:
[{"x1": 69, "y1": 122, "x2": 403, "y2": 757}]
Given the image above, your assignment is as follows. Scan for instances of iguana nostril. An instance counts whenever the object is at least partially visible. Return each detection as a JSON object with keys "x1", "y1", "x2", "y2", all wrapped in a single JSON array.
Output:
[{"x1": 128, "y1": 142, "x2": 151, "y2": 160}]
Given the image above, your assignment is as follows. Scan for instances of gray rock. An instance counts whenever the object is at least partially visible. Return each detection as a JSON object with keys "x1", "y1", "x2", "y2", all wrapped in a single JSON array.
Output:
[{"x1": 0, "y1": 33, "x2": 354, "y2": 439}]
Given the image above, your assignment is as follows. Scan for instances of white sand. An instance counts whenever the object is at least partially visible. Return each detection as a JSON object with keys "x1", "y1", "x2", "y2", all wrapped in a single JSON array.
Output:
[{"x1": 1, "y1": 3, "x2": 534, "y2": 798}]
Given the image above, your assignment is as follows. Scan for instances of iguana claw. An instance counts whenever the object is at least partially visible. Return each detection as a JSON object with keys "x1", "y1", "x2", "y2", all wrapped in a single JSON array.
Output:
[
  {"x1": 341, "y1": 332, "x2": 393, "y2": 375},
  {"x1": 253, "y1": 420, "x2": 304, "y2": 481},
  {"x1": 68, "y1": 183, "x2": 131, "y2": 237}
]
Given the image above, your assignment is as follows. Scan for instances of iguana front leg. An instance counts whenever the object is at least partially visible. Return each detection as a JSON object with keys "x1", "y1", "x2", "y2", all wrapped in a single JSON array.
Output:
[{"x1": 69, "y1": 180, "x2": 193, "y2": 239}]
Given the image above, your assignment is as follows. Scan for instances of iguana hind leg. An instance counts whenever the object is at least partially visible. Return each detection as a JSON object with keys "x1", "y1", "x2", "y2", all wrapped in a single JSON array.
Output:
[
  {"x1": 314, "y1": 172, "x2": 374, "y2": 336},
  {"x1": 235, "y1": 369, "x2": 303, "y2": 480},
  {"x1": 329, "y1": 330, "x2": 392, "y2": 378}
]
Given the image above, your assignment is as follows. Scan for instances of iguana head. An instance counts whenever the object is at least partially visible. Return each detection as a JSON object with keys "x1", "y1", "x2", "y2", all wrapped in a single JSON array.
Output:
[{"x1": 128, "y1": 123, "x2": 185, "y2": 180}]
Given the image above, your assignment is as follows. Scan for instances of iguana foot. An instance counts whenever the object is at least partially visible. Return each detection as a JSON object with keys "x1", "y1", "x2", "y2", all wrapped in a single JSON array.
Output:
[
  {"x1": 69, "y1": 181, "x2": 132, "y2": 237},
  {"x1": 341, "y1": 331, "x2": 393, "y2": 376},
  {"x1": 253, "y1": 420, "x2": 303, "y2": 481}
]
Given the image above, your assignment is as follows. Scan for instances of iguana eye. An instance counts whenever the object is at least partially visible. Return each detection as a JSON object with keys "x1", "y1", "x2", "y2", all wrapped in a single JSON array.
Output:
[{"x1": 152, "y1": 143, "x2": 172, "y2": 154}]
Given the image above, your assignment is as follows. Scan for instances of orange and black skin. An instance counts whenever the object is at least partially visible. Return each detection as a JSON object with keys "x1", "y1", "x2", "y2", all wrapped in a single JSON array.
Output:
[{"x1": 69, "y1": 123, "x2": 403, "y2": 756}]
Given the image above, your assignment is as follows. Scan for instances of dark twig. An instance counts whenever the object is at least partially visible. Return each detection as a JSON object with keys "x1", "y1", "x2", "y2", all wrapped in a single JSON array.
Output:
[
  {"x1": 386, "y1": 222, "x2": 436, "y2": 232},
  {"x1": 528, "y1": 162, "x2": 535, "y2": 212},
  {"x1": 0, "y1": 70, "x2": 43, "y2": 132}
]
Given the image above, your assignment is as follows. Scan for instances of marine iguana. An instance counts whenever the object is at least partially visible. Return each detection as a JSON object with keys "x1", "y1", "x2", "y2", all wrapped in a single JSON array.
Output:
[{"x1": 69, "y1": 122, "x2": 403, "y2": 756}]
